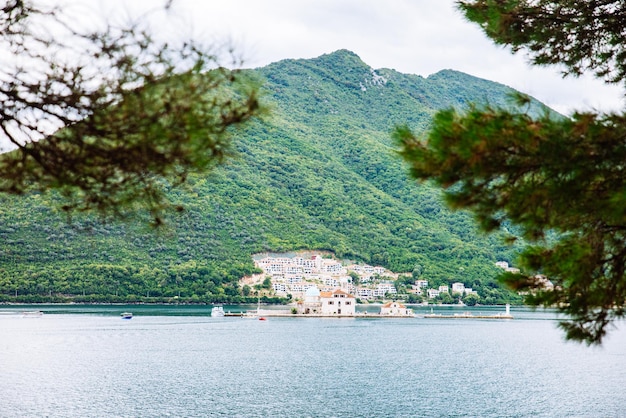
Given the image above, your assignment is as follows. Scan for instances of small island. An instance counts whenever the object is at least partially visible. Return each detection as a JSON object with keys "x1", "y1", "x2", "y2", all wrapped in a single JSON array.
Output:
[{"x1": 252, "y1": 288, "x2": 416, "y2": 318}]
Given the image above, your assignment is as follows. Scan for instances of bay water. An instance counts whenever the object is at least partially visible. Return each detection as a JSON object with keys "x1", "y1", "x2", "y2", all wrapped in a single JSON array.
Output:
[{"x1": 1, "y1": 305, "x2": 625, "y2": 417}]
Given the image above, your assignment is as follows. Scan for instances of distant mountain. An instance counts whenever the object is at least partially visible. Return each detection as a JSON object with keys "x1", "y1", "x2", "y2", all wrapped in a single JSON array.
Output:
[{"x1": 0, "y1": 50, "x2": 547, "y2": 303}]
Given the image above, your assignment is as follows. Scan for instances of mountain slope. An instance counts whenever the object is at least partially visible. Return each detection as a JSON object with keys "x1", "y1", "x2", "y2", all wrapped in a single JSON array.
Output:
[{"x1": 0, "y1": 50, "x2": 543, "y2": 303}]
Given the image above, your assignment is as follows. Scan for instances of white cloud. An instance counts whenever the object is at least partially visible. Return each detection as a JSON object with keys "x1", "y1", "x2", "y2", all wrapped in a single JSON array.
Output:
[
  {"x1": 164, "y1": 0, "x2": 624, "y2": 115},
  {"x1": 15, "y1": 0, "x2": 626, "y2": 118}
]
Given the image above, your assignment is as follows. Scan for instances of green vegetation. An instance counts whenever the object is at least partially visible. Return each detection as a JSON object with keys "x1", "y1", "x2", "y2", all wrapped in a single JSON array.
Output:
[
  {"x1": 0, "y1": 1, "x2": 261, "y2": 223},
  {"x1": 396, "y1": 1, "x2": 626, "y2": 344},
  {"x1": 0, "y1": 49, "x2": 544, "y2": 305}
]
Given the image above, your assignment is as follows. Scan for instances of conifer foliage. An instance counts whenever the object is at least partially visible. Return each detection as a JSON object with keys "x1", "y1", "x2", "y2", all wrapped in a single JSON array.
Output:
[
  {"x1": 0, "y1": 1, "x2": 261, "y2": 223},
  {"x1": 396, "y1": 0, "x2": 626, "y2": 344}
]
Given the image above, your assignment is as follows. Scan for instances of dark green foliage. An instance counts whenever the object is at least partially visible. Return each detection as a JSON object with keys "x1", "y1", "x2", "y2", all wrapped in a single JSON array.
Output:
[
  {"x1": 460, "y1": 0, "x2": 626, "y2": 83},
  {"x1": 462, "y1": 293, "x2": 480, "y2": 306},
  {"x1": 397, "y1": 102, "x2": 626, "y2": 345},
  {"x1": 0, "y1": 1, "x2": 262, "y2": 223},
  {"x1": 0, "y1": 49, "x2": 533, "y2": 305},
  {"x1": 396, "y1": 1, "x2": 626, "y2": 344}
]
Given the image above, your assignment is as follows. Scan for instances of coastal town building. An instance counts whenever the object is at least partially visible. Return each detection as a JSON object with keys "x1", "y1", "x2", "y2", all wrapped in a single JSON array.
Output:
[
  {"x1": 415, "y1": 280, "x2": 428, "y2": 289},
  {"x1": 374, "y1": 282, "x2": 397, "y2": 298},
  {"x1": 496, "y1": 261, "x2": 521, "y2": 274},
  {"x1": 409, "y1": 285, "x2": 423, "y2": 295},
  {"x1": 253, "y1": 254, "x2": 396, "y2": 300},
  {"x1": 451, "y1": 282, "x2": 465, "y2": 294},
  {"x1": 495, "y1": 261, "x2": 509, "y2": 269},
  {"x1": 251, "y1": 253, "x2": 480, "y2": 304}
]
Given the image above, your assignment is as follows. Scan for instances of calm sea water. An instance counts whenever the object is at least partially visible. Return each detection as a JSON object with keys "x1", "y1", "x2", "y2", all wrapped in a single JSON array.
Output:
[{"x1": 1, "y1": 305, "x2": 625, "y2": 417}]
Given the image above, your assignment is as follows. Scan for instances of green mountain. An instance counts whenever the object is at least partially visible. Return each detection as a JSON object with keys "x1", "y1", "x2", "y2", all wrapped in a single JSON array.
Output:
[{"x1": 0, "y1": 50, "x2": 545, "y2": 304}]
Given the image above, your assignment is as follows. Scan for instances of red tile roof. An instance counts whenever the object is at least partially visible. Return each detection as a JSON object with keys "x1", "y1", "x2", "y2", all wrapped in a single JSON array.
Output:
[
  {"x1": 382, "y1": 301, "x2": 406, "y2": 308},
  {"x1": 319, "y1": 289, "x2": 355, "y2": 298}
]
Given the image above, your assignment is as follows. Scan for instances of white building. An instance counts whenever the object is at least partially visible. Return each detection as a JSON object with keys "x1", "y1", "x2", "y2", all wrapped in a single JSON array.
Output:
[
  {"x1": 451, "y1": 282, "x2": 465, "y2": 294},
  {"x1": 297, "y1": 288, "x2": 356, "y2": 316},
  {"x1": 409, "y1": 285, "x2": 423, "y2": 295},
  {"x1": 359, "y1": 275, "x2": 373, "y2": 283},
  {"x1": 320, "y1": 259, "x2": 345, "y2": 275},
  {"x1": 372, "y1": 266, "x2": 386, "y2": 275},
  {"x1": 427, "y1": 289, "x2": 440, "y2": 299},
  {"x1": 272, "y1": 283, "x2": 287, "y2": 294},
  {"x1": 297, "y1": 286, "x2": 322, "y2": 314},
  {"x1": 290, "y1": 283, "x2": 317, "y2": 294},
  {"x1": 415, "y1": 280, "x2": 428, "y2": 288},
  {"x1": 496, "y1": 261, "x2": 520, "y2": 273},
  {"x1": 495, "y1": 261, "x2": 509, "y2": 269},
  {"x1": 376, "y1": 282, "x2": 397, "y2": 296},
  {"x1": 320, "y1": 289, "x2": 356, "y2": 316},
  {"x1": 380, "y1": 301, "x2": 414, "y2": 317},
  {"x1": 323, "y1": 277, "x2": 340, "y2": 287}
]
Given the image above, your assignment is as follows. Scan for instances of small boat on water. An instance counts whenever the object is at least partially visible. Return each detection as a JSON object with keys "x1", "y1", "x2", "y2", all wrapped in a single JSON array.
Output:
[
  {"x1": 120, "y1": 312, "x2": 133, "y2": 319},
  {"x1": 22, "y1": 310, "x2": 43, "y2": 318},
  {"x1": 211, "y1": 306, "x2": 225, "y2": 317},
  {"x1": 258, "y1": 317, "x2": 267, "y2": 321}
]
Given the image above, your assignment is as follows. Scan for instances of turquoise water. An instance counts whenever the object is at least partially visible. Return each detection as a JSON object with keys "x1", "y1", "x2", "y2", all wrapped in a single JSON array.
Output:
[{"x1": 1, "y1": 305, "x2": 624, "y2": 417}]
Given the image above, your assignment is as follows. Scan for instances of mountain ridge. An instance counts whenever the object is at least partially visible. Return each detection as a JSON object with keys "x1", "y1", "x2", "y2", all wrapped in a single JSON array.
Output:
[{"x1": 0, "y1": 49, "x2": 538, "y2": 304}]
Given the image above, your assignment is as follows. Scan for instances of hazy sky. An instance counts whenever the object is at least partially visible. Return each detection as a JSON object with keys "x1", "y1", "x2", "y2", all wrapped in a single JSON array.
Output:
[
  {"x1": 53, "y1": 0, "x2": 625, "y2": 116},
  {"x1": 103, "y1": 0, "x2": 622, "y2": 116}
]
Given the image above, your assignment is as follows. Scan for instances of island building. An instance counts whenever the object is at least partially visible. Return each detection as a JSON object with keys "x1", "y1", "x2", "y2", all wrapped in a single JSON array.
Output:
[
  {"x1": 295, "y1": 287, "x2": 356, "y2": 316},
  {"x1": 255, "y1": 286, "x2": 412, "y2": 317},
  {"x1": 379, "y1": 301, "x2": 414, "y2": 317}
]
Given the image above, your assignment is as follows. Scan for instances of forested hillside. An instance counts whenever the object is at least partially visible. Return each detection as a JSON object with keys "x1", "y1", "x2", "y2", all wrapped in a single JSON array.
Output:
[{"x1": 0, "y1": 50, "x2": 549, "y2": 304}]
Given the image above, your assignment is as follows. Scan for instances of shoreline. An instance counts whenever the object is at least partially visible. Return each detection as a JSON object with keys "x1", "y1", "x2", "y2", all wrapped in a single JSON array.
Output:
[
  {"x1": 227, "y1": 312, "x2": 418, "y2": 318},
  {"x1": 423, "y1": 313, "x2": 513, "y2": 319},
  {"x1": 0, "y1": 301, "x2": 518, "y2": 307}
]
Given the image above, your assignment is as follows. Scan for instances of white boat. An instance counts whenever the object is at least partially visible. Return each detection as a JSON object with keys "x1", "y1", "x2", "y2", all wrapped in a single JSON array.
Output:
[
  {"x1": 211, "y1": 306, "x2": 225, "y2": 317},
  {"x1": 120, "y1": 312, "x2": 133, "y2": 319},
  {"x1": 22, "y1": 310, "x2": 43, "y2": 318}
]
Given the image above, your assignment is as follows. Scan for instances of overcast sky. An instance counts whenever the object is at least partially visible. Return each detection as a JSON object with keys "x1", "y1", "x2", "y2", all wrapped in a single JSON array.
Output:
[
  {"x1": 51, "y1": 0, "x2": 624, "y2": 116},
  {"x1": 103, "y1": 0, "x2": 622, "y2": 116}
]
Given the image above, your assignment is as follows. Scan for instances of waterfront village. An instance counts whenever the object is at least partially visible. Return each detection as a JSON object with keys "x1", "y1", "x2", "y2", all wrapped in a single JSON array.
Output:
[{"x1": 242, "y1": 253, "x2": 497, "y2": 318}]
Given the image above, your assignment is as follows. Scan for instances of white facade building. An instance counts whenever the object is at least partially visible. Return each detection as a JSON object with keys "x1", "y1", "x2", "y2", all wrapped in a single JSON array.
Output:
[
  {"x1": 380, "y1": 301, "x2": 414, "y2": 317},
  {"x1": 297, "y1": 288, "x2": 355, "y2": 316},
  {"x1": 495, "y1": 261, "x2": 509, "y2": 269},
  {"x1": 357, "y1": 288, "x2": 373, "y2": 299},
  {"x1": 320, "y1": 289, "x2": 356, "y2": 316},
  {"x1": 415, "y1": 280, "x2": 428, "y2": 288},
  {"x1": 451, "y1": 283, "x2": 465, "y2": 294}
]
